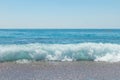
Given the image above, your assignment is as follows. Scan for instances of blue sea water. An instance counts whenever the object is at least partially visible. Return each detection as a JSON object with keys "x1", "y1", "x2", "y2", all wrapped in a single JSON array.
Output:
[{"x1": 0, "y1": 29, "x2": 120, "y2": 62}]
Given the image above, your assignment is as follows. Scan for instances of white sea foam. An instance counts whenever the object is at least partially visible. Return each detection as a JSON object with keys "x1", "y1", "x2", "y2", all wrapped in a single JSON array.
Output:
[
  {"x1": 0, "y1": 43, "x2": 120, "y2": 62},
  {"x1": 16, "y1": 59, "x2": 31, "y2": 64}
]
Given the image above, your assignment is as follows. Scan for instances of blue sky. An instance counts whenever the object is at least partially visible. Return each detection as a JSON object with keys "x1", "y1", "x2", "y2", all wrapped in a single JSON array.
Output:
[{"x1": 0, "y1": 0, "x2": 120, "y2": 28}]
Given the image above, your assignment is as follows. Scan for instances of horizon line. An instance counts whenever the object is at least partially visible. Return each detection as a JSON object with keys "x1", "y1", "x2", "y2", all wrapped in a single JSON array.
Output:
[{"x1": 0, "y1": 28, "x2": 120, "y2": 29}]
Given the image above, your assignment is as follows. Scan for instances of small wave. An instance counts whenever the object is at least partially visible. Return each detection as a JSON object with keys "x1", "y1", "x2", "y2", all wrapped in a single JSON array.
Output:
[{"x1": 0, "y1": 43, "x2": 120, "y2": 62}]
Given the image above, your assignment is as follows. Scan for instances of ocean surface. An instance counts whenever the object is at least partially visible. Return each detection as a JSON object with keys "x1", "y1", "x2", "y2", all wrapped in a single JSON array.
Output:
[{"x1": 0, "y1": 29, "x2": 120, "y2": 62}]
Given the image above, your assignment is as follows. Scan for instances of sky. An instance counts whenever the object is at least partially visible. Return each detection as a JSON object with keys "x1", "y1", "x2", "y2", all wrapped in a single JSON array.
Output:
[{"x1": 0, "y1": 0, "x2": 120, "y2": 29}]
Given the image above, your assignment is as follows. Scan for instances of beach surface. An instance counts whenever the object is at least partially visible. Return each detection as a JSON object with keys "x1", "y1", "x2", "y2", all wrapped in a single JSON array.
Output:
[{"x1": 0, "y1": 61, "x2": 120, "y2": 80}]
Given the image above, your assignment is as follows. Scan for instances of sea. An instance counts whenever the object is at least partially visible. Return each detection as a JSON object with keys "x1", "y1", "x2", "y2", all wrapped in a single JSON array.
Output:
[{"x1": 0, "y1": 29, "x2": 120, "y2": 62}]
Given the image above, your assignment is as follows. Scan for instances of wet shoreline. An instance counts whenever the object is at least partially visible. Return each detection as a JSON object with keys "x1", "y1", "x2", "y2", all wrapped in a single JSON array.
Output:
[{"x1": 0, "y1": 61, "x2": 120, "y2": 80}]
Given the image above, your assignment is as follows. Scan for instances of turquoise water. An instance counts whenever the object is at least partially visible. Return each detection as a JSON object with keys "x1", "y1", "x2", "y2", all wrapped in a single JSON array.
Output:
[
  {"x1": 0, "y1": 29, "x2": 120, "y2": 44},
  {"x1": 0, "y1": 29, "x2": 120, "y2": 62}
]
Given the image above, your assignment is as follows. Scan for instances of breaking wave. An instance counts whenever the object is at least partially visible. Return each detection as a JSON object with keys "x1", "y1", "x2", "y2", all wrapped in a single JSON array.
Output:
[{"x1": 0, "y1": 43, "x2": 120, "y2": 62}]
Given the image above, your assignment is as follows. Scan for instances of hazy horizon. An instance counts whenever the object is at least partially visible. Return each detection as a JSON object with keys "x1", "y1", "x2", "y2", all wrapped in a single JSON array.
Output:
[{"x1": 0, "y1": 0, "x2": 120, "y2": 29}]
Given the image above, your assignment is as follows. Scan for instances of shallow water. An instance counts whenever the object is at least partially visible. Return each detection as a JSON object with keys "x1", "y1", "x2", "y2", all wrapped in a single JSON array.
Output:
[{"x1": 0, "y1": 29, "x2": 120, "y2": 62}]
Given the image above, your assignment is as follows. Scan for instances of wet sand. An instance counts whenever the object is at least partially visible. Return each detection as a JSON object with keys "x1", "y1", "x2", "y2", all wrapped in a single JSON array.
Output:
[{"x1": 0, "y1": 61, "x2": 120, "y2": 80}]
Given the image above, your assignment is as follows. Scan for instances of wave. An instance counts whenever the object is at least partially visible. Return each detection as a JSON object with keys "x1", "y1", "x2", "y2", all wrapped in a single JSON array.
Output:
[{"x1": 0, "y1": 43, "x2": 120, "y2": 62}]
